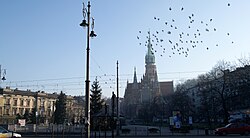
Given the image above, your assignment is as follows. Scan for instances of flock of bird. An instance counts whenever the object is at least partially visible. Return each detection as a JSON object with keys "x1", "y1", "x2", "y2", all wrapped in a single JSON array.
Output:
[{"x1": 137, "y1": 3, "x2": 234, "y2": 58}]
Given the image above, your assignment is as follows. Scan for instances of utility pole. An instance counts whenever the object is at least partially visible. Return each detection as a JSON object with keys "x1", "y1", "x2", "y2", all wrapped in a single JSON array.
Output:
[
  {"x1": 111, "y1": 92, "x2": 115, "y2": 138},
  {"x1": 116, "y1": 61, "x2": 120, "y2": 136}
]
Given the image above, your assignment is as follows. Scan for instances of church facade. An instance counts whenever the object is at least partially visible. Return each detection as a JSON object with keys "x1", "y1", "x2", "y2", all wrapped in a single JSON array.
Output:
[{"x1": 123, "y1": 34, "x2": 174, "y2": 119}]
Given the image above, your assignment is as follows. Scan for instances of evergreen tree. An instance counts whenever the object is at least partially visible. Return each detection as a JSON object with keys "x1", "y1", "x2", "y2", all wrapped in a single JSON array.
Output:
[
  {"x1": 90, "y1": 77, "x2": 104, "y2": 116},
  {"x1": 30, "y1": 108, "x2": 37, "y2": 124},
  {"x1": 16, "y1": 113, "x2": 22, "y2": 121},
  {"x1": 54, "y1": 91, "x2": 67, "y2": 124},
  {"x1": 23, "y1": 109, "x2": 30, "y2": 123}
]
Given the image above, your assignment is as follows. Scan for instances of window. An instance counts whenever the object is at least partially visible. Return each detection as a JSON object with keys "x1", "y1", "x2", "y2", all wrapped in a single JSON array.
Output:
[
  {"x1": 26, "y1": 100, "x2": 30, "y2": 107},
  {"x1": 13, "y1": 108, "x2": 17, "y2": 115},
  {"x1": 19, "y1": 108, "x2": 24, "y2": 115},
  {"x1": 48, "y1": 101, "x2": 51, "y2": 107},
  {"x1": 40, "y1": 98, "x2": 45, "y2": 107},
  {"x1": 42, "y1": 101, "x2": 45, "y2": 106},
  {"x1": 6, "y1": 99, "x2": 10, "y2": 104},
  {"x1": 13, "y1": 99, "x2": 18, "y2": 106},
  {"x1": 5, "y1": 109, "x2": 9, "y2": 115},
  {"x1": 20, "y1": 99, "x2": 24, "y2": 106},
  {"x1": 48, "y1": 109, "x2": 51, "y2": 116}
]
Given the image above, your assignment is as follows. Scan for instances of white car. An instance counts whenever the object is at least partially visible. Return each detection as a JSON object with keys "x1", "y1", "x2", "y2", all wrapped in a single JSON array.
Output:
[{"x1": 0, "y1": 126, "x2": 21, "y2": 138}]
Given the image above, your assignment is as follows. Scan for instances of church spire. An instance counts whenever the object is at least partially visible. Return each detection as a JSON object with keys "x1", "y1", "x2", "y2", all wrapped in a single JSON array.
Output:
[
  {"x1": 133, "y1": 67, "x2": 137, "y2": 83},
  {"x1": 145, "y1": 31, "x2": 155, "y2": 65}
]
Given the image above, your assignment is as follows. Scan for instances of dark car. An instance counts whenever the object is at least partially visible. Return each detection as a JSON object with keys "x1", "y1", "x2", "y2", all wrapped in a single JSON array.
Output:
[{"x1": 215, "y1": 123, "x2": 250, "y2": 136}]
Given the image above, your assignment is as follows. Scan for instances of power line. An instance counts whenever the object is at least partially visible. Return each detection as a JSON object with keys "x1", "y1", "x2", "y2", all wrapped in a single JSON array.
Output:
[
  {"x1": 2, "y1": 71, "x2": 206, "y2": 90},
  {"x1": 5, "y1": 70, "x2": 207, "y2": 83},
  {"x1": 0, "y1": 70, "x2": 207, "y2": 97}
]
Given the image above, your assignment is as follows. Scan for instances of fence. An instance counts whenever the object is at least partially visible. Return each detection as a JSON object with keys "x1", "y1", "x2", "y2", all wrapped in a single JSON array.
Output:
[
  {"x1": 6, "y1": 124, "x2": 215, "y2": 137},
  {"x1": 120, "y1": 125, "x2": 215, "y2": 136}
]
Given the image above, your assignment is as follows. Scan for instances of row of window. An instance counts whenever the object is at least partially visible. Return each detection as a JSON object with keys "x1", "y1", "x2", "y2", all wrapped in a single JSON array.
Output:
[
  {"x1": 0, "y1": 107, "x2": 54, "y2": 116},
  {"x1": 5, "y1": 98, "x2": 56, "y2": 108},
  {"x1": 5, "y1": 98, "x2": 33, "y2": 107}
]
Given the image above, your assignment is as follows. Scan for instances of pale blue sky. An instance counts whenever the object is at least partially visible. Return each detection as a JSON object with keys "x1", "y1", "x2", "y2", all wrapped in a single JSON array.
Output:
[{"x1": 0, "y1": 0, "x2": 250, "y2": 97}]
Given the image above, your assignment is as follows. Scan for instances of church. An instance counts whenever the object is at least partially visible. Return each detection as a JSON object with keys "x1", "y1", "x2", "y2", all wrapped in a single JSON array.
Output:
[{"x1": 123, "y1": 33, "x2": 174, "y2": 119}]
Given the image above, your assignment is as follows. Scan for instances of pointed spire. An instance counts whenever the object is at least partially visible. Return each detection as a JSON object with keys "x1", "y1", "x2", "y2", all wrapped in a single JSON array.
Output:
[
  {"x1": 133, "y1": 67, "x2": 137, "y2": 83},
  {"x1": 145, "y1": 31, "x2": 155, "y2": 65},
  {"x1": 147, "y1": 31, "x2": 152, "y2": 56}
]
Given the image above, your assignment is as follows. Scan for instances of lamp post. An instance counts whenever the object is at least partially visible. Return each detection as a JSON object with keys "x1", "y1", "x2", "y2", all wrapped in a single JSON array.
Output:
[
  {"x1": 0, "y1": 65, "x2": 6, "y2": 124},
  {"x1": 80, "y1": 1, "x2": 97, "y2": 138},
  {"x1": 0, "y1": 65, "x2": 7, "y2": 81},
  {"x1": 116, "y1": 61, "x2": 120, "y2": 136},
  {"x1": 0, "y1": 65, "x2": 7, "y2": 89},
  {"x1": 111, "y1": 92, "x2": 115, "y2": 138}
]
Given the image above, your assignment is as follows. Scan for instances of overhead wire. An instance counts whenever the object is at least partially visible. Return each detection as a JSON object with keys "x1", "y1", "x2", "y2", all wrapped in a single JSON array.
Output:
[{"x1": 1, "y1": 70, "x2": 207, "y2": 97}]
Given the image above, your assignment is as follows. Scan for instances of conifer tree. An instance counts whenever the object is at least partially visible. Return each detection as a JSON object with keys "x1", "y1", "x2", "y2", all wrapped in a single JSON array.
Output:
[
  {"x1": 90, "y1": 77, "x2": 104, "y2": 116},
  {"x1": 23, "y1": 109, "x2": 30, "y2": 123},
  {"x1": 54, "y1": 91, "x2": 67, "y2": 124},
  {"x1": 30, "y1": 108, "x2": 37, "y2": 124}
]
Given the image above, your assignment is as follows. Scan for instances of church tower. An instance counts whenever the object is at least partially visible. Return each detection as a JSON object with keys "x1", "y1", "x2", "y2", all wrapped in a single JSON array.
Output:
[
  {"x1": 123, "y1": 31, "x2": 174, "y2": 119},
  {"x1": 145, "y1": 32, "x2": 158, "y2": 83},
  {"x1": 141, "y1": 32, "x2": 160, "y2": 103}
]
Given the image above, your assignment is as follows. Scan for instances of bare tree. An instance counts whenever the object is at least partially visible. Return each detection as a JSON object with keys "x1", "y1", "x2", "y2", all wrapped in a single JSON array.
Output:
[
  {"x1": 201, "y1": 60, "x2": 234, "y2": 124},
  {"x1": 168, "y1": 83, "x2": 194, "y2": 123},
  {"x1": 236, "y1": 54, "x2": 250, "y2": 67}
]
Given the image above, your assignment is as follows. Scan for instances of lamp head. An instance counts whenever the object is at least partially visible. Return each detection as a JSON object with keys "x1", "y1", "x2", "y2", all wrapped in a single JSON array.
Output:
[
  {"x1": 80, "y1": 20, "x2": 88, "y2": 27},
  {"x1": 90, "y1": 30, "x2": 97, "y2": 37},
  {"x1": 2, "y1": 76, "x2": 6, "y2": 81}
]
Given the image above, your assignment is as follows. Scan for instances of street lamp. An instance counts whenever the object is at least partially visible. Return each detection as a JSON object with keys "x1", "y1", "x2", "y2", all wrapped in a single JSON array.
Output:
[
  {"x1": 80, "y1": 1, "x2": 97, "y2": 138},
  {"x1": 116, "y1": 61, "x2": 120, "y2": 136},
  {"x1": 0, "y1": 65, "x2": 7, "y2": 90},
  {"x1": 0, "y1": 65, "x2": 7, "y2": 82},
  {"x1": 0, "y1": 65, "x2": 6, "y2": 124}
]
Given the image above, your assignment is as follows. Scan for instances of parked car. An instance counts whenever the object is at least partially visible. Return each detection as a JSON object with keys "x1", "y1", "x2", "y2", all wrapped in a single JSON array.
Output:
[
  {"x1": 215, "y1": 123, "x2": 250, "y2": 136},
  {"x1": 148, "y1": 127, "x2": 160, "y2": 133},
  {"x1": 0, "y1": 126, "x2": 21, "y2": 138}
]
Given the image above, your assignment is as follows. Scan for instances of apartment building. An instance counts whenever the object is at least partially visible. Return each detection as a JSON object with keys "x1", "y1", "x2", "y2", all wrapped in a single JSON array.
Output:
[{"x1": 0, "y1": 87, "x2": 84, "y2": 124}]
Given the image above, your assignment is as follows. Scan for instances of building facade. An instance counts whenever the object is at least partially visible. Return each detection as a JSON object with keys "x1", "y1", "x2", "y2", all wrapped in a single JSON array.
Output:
[
  {"x1": 0, "y1": 87, "x2": 84, "y2": 125},
  {"x1": 183, "y1": 65, "x2": 250, "y2": 123},
  {"x1": 123, "y1": 33, "x2": 174, "y2": 119}
]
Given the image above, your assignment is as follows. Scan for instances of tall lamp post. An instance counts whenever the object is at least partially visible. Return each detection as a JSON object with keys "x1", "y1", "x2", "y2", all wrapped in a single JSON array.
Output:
[
  {"x1": 0, "y1": 65, "x2": 6, "y2": 124},
  {"x1": 0, "y1": 65, "x2": 7, "y2": 82},
  {"x1": 79, "y1": 1, "x2": 97, "y2": 138},
  {"x1": 116, "y1": 61, "x2": 120, "y2": 136},
  {"x1": 0, "y1": 65, "x2": 7, "y2": 88}
]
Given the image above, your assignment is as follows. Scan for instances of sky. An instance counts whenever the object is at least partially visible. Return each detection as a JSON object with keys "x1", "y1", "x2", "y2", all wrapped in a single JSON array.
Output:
[{"x1": 1, "y1": 0, "x2": 250, "y2": 98}]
